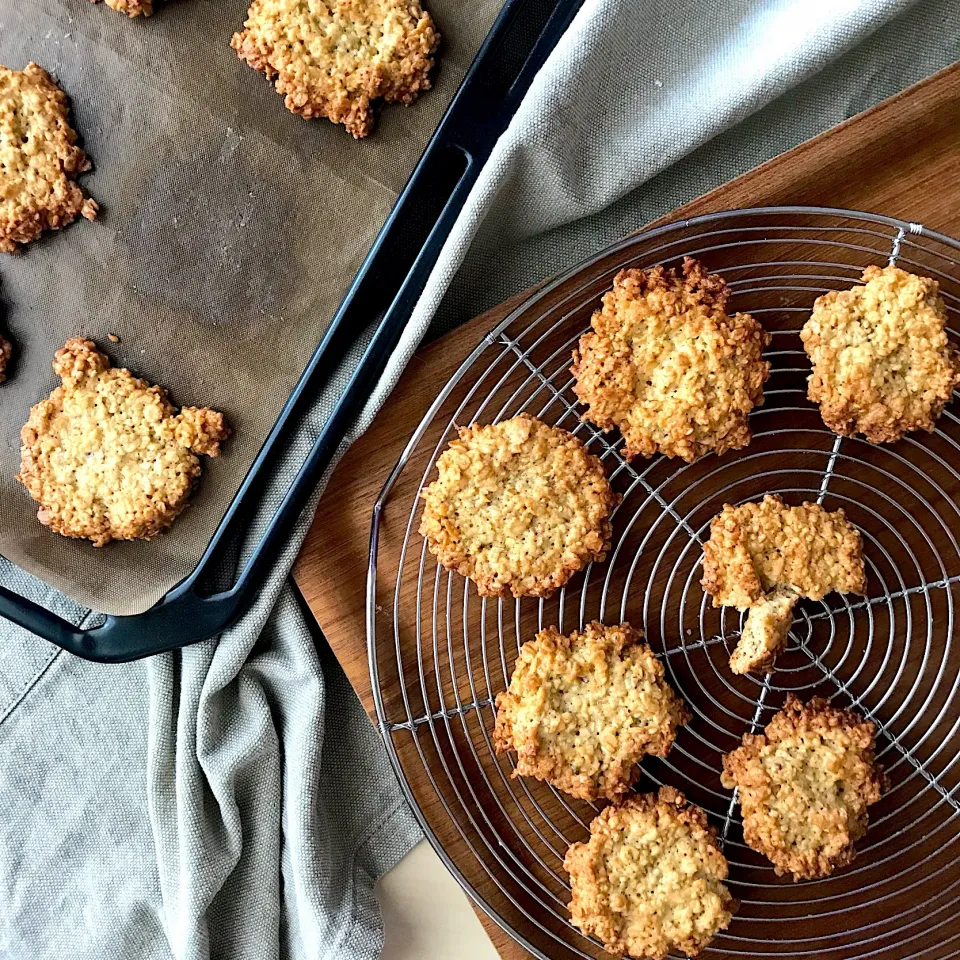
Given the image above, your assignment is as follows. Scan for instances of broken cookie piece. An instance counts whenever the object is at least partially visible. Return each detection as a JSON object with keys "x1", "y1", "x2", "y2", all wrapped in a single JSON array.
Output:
[
  {"x1": 0, "y1": 63, "x2": 97, "y2": 253},
  {"x1": 728, "y1": 587, "x2": 798, "y2": 676},
  {"x1": 18, "y1": 338, "x2": 229, "y2": 546},
  {"x1": 702, "y1": 495, "x2": 866, "y2": 675},
  {"x1": 232, "y1": 0, "x2": 440, "y2": 138}
]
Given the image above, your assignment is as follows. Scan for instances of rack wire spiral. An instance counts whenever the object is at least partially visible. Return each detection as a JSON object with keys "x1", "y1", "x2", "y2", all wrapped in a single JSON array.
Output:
[{"x1": 367, "y1": 208, "x2": 960, "y2": 960}]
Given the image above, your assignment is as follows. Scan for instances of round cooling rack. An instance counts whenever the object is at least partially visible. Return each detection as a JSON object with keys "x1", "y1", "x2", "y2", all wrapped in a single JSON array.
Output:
[{"x1": 367, "y1": 207, "x2": 960, "y2": 960}]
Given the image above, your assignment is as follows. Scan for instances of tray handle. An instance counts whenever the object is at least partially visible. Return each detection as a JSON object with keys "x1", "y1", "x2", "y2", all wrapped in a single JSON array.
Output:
[{"x1": 0, "y1": 0, "x2": 587, "y2": 660}]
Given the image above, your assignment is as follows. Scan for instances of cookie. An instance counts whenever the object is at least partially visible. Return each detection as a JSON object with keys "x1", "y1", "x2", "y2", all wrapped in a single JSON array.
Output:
[
  {"x1": 0, "y1": 334, "x2": 10, "y2": 383},
  {"x1": 702, "y1": 495, "x2": 866, "y2": 675},
  {"x1": 232, "y1": 0, "x2": 439, "y2": 138},
  {"x1": 721, "y1": 695, "x2": 886, "y2": 880},
  {"x1": 572, "y1": 257, "x2": 771, "y2": 462},
  {"x1": 801, "y1": 265, "x2": 960, "y2": 443},
  {"x1": 494, "y1": 622, "x2": 689, "y2": 801},
  {"x1": 564, "y1": 786, "x2": 735, "y2": 959},
  {"x1": 728, "y1": 587, "x2": 797, "y2": 676},
  {"x1": 0, "y1": 63, "x2": 98, "y2": 254},
  {"x1": 419, "y1": 414, "x2": 616, "y2": 599},
  {"x1": 18, "y1": 338, "x2": 229, "y2": 546},
  {"x1": 89, "y1": 0, "x2": 153, "y2": 16}
]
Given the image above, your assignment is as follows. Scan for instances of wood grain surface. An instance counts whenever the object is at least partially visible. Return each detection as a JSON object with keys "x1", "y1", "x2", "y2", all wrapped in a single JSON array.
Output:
[{"x1": 295, "y1": 64, "x2": 960, "y2": 960}]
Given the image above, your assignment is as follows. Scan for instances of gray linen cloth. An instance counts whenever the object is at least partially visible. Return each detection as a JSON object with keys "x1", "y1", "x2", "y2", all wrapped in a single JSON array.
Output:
[{"x1": 2, "y1": 2, "x2": 957, "y2": 958}]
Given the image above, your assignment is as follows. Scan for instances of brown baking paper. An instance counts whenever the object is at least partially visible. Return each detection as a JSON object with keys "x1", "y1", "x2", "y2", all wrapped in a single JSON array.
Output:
[{"x1": 0, "y1": 0, "x2": 502, "y2": 616}]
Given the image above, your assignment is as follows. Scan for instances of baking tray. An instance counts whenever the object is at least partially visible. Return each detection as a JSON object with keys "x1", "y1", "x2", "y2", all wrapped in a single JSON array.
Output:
[
  {"x1": 0, "y1": 0, "x2": 589, "y2": 660},
  {"x1": 367, "y1": 207, "x2": 960, "y2": 959}
]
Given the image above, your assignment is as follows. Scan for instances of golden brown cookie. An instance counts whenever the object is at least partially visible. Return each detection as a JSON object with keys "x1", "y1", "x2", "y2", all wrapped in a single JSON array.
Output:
[
  {"x1": 0, "y1": 63, "x2": 98, "y2": 253},
  {"x1": 18, "y1": 338, "x2": 229, "y2": 546},
  {"x1": 721, "y1": 695, "x2": 886, "y2": 880},
  {"x1": 419, "y1": 414, "x2": 616, "y2": 599},
  {"x1": 564, "y1": 787, "x2": 735, "y2": 958},
  {"x1": 702, "y1": 495, "x2": 866, "y2": 675},
  {"x1": 0, "y1": 334, "x2": 10, "y2": 383},
  {"x1": 728, "y1": 587, "x2": 797, "y2": 676},
  {"x1": 89, "y1": 0, "x2": 153, "y2": 15},
  {"x1": 572, "y1": 257, "x2": 771, "y2": 462},
  {"x1": 232, "y1": 0, "x2": 439, "y2": 138},
  {"x1": 801, "y1": 265, "x2": 960, "y2": 443},
  {"x1": 494, "y1": 622, "x2": 689, "y2": 801}
]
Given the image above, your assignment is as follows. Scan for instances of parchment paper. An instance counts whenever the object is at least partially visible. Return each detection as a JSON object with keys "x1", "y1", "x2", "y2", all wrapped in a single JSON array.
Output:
[{"x1": 0, "y1": 0, "x2": 501, "y2": 616}]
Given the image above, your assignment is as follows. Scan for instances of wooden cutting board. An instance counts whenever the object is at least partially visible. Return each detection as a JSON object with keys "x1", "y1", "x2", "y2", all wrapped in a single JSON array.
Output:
[{"x1": 294, "y1": 64, "x2": 960, "y2": 960}]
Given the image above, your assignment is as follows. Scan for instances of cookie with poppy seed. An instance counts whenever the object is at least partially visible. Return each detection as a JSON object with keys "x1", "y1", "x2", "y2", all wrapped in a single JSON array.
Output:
[{"x1": 419, "y1": 414, "x2": 616, "y2": 598}]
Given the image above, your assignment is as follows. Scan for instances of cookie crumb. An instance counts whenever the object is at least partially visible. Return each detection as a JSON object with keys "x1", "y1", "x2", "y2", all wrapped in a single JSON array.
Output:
[{"x1": 107, "y1": 333, "x2": 120, "y2": 343}]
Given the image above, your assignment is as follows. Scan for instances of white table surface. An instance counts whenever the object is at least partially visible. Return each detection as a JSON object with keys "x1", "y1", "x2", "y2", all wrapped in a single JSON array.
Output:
[{"x1": 377, "y1": 840, "x2": 500, "y2": 960}]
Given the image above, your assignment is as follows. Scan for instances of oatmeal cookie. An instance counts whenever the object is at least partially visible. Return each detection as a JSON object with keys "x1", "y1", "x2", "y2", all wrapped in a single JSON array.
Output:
[
  {"x1": 494, "y1": 622, "x2": 689, "y2": 801},
  {"x1": 232, "y1": 0, "x2": 439, "y2": 138},
  {"x1": 0, "y1": 333, "x2": 10, "y2": 383},
  {"x1": 721, "y1": 695, "x2": 886, "y2": 880},
  {"x1": 572, "y1": 257, "x2": 771, "y2": 462},
  {"x1": 702, "y1": 495, "x2": 866, "y2": 675},
  {"x1": 0, "y1": 63, "x2": 98, "y2": 253},
  {"x1": 801, "y1": 265, "x2": 960, "y2": 443},
  {"x1": 727, "y1": 587, "x2": 797, "y2": 676},
  {"x1": 18, "y1": 338, "x2": 229, "y2": 546},
  {"x1": 419, "y1": 415, "x2": 616, "y2": 599},
  {"x1": 89, "y1": 0, "x2": 153, "y2": 15},
  {"x1": 564, "y1": 786, "x2": 735, "y2": 958}
]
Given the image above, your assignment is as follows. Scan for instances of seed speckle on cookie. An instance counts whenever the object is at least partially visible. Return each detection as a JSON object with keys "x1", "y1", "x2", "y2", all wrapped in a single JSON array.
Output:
[
  {"x1": 0, "y1": 63, "x2": 97, "y2": 254},
  {"x1": 18, "y1": 338, "x2": 230, "y2": 546},
  {"x1": 564, "y1": 786, "x2": 735, "y2": 958},
  {"x1": 721, "y1": 695, "x2": 886, "y2": 880},
  {"x1": 702, "y1": 495, "x2": 866, "y2": 675},
  {"x1": 572, "y1": 257, "x2": 771, "y2": 462},
  {"x1": 494, "y1": 622, "x2": 689, "y2": 801},
  {"x1": 419, "y1": 414, "x2": 616, "y2": 599},
  {"x1": 232, "y1": 0, "x2": 439, "y2": 138},
  {"x1": 801, "y1": 265, "x2": 960, "y2": 443}
]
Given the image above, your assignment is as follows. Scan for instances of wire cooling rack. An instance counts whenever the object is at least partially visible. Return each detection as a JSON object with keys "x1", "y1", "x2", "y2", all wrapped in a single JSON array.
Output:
[{"x1": 367, "y1": 208, "x2": 960, "y2": 960}]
